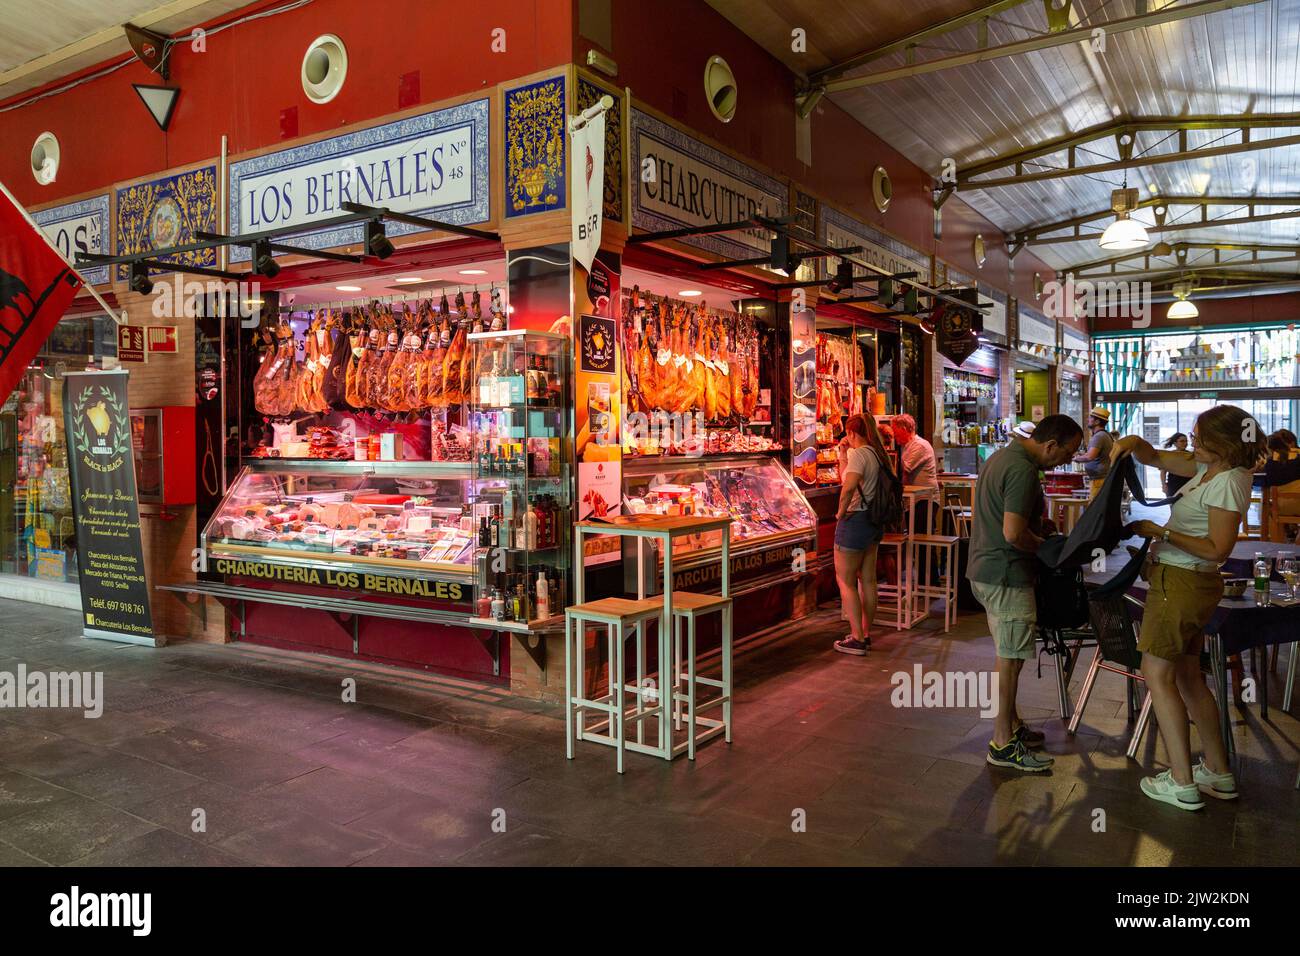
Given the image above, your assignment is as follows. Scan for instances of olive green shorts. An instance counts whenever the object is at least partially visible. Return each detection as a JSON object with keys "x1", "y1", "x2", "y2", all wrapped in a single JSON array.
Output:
[
  {"x1": 971, "y1": 581, "x2": 1038, "y2": 661},
  {"x1": 1137, "y1": 563, "x2": 1223, "y2": 661}
]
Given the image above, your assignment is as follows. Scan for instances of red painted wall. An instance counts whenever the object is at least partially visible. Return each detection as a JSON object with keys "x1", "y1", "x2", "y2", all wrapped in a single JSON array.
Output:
[
  {"x1": 583, "y1": 0, "x2": 1058, "y2": 303},
  {"x1": 1, "y1": 0, "x2": 571, "y2": 206}
]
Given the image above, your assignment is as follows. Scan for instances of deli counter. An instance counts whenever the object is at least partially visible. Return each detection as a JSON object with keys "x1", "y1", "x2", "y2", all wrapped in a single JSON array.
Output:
[
  {"x1": 620, "y1": 452, "x2": 817, "y2": 595},
  {"x1": 202, "y1": 459, "x2": 476, "y2": 606}
]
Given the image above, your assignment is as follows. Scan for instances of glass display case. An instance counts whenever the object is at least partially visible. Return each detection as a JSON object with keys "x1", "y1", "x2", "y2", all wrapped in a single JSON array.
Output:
[
  {"x1": 621, "y1": 454, "x2": 816, "y2": 593},
  {"x1": 202, "y1": 460, "x2": 477, "y2": 581},
  {"x1": 467, "y1": 329, "x2": 572, "y2": 630}
]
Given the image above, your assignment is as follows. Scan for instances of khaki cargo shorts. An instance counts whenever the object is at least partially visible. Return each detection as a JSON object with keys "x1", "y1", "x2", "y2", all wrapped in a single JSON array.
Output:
[
  {"x1": 971, "y1": 581, "x2": 1037, "y2": 661},
  {"x1": 1137, "y1": 562, "x2": 1223, "y2": 661}
]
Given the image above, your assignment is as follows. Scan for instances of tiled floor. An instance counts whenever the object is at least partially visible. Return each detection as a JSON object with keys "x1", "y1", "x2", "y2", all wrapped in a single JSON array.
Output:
[{"x1": 0, "y1": 587, "x2": 1296, "y2": 867}]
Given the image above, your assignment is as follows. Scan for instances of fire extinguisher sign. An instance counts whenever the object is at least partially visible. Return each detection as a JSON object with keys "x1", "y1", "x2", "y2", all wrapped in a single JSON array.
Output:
[{"x1": 117, "y1": 325, "x2": 147, "y2": 363}]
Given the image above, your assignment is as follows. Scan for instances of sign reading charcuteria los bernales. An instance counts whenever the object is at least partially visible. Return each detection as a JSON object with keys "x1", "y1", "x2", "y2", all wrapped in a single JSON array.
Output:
[
  {"x1": 211, "y1": 556, "x2": 469, "y2": 605},
  {"x1": 227, "y1": 97, "x2": 491, "y2": 262}
]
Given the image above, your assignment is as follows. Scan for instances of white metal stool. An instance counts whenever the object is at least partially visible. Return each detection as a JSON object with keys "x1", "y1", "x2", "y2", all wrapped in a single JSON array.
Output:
[
  {"x1": 669, "y1": 591, "x2": 734, "y2": 760},
  {"x1": 565, "y1": 597, "x2": 665, "y2": 773},
  {"x1": 911, "y1": 533, "x2": 960, "y2": 632}
]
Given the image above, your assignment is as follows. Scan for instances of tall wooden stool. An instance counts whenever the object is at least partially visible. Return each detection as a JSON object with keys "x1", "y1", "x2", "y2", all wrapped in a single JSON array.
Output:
[
  {"x1": 670, "y1": 591, "x2": 733, "y2": 760},
  {"x1": 912, "y1": 534, "x2": 960, "y2": 632},
  {"x1": 565, "y1": 596, "x2": 665, "y2": 773}
]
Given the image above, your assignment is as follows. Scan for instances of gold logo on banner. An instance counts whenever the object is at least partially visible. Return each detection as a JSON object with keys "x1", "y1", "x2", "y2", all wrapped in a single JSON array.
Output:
[{"x1": 72, "y1": 384, "x2": 129, "y2": 473}]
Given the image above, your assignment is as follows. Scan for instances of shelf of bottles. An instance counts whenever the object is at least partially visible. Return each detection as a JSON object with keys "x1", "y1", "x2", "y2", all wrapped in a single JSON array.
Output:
[{"x1": 466, "y1": 330, "x2": 572, "y2": 632}]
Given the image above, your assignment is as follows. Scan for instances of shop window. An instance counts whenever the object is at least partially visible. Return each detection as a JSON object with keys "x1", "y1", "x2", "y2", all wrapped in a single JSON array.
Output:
[{"x1": 0, "y1": 314, "x2": 117, "y2": 584}]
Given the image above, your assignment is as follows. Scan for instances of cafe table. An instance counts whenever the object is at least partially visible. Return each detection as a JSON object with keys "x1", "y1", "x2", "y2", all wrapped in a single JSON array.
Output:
[
  {"x1": 573, "y1": 514, "x2": 733, "y2": 761},
  {"x1": 1085, "y1": 564, "x2": 1300, "y2": 757}
]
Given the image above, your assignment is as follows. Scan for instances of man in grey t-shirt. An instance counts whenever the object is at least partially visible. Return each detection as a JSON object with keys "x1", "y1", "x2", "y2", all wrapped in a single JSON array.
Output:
[
  {"x1": 968, "y1": 414, "x2": 1082, "y2": 772},
  {"x1": 1073, "y1": 407, "x2": 1114, "y2": 499}
]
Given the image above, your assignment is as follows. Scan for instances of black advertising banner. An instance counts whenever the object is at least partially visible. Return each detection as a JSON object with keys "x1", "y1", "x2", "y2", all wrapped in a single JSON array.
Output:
[
  {"x1": 579, "y1": 314, "x2": 616, "y2": 373},
  {"x1": 936, "y1": 295, "x2": 980, "y2": 366},
  {"x1": 62, "y1": 370, "x2": 157, "y2": 645}
]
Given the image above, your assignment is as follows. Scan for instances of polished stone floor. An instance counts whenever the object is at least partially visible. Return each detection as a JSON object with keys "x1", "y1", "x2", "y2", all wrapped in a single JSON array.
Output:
[{"x1": 0, "y1": 587, "x2": 1296, "y2": 867}]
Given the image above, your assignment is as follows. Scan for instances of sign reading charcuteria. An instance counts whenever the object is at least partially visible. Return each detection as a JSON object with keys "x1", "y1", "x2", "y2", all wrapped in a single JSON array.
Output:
[
  {"x1": 629, "y1": 107, "x2": 787, "y2": 262},
  {"x1": 228, "y1": 97, "x2": 491, "y2": 262}
]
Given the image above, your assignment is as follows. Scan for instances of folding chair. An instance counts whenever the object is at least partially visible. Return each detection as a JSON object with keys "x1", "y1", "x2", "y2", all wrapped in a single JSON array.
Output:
[{"x1": 1068, "y1": 591, "x2": 1151, "y2": 759}]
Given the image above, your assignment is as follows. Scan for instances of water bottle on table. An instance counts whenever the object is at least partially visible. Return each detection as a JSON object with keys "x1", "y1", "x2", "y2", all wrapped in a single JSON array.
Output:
[{"x1": 1253, "y1": 553, "x2": 1271, "y2": 606}]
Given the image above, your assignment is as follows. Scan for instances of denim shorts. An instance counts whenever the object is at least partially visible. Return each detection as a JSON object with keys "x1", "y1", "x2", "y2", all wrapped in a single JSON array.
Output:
[{"x1": 834, "y1": 509, "x2": 883, "y2": 551}]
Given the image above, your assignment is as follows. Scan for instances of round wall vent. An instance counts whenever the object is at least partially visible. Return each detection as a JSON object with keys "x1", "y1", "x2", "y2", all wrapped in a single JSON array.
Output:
[
  {"x1": 704, "y1": 56, "x2": 737, "y2": 123},
  {"x1": 302, "y1": 34, "x2": 348, "y2": 105},
  {"x1": 871, "y1": 165, "x2": 892, "y2": 212},
  {"x1": 31, "y1": 132, "x2": 59, "y2": 185}
]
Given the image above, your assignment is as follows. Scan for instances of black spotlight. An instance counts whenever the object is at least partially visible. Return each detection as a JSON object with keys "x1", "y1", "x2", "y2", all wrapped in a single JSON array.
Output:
[
  {"x1": 827, "y1": 260, "x2": 853, "y2": 294},
  {"x1": 901, "y1": 286, "x2": 919, "y2": 314},
  {"x1": 877, "y1": 278, "x2": 896, "y2": 306},
  {"x1": 128, "y1": 261, "x2": 153, "y2": 296},
  {"x1": 253, "y1": 240, "x2": 280, "y2": 279},
  {"x1": 365, "y1": 220, "x2": 394, "y2": 260}
]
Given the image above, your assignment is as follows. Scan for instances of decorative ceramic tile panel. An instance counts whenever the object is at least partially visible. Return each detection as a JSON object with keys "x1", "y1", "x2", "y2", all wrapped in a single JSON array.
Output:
[
  {"x1": 115, "y1": 166, "x2": 218, "y2": 280},
  {"x1": 505, "y1": 75, "x2": 567, "y2": 218},
  {"x1": 33, "y1": 194, "x2": 111, "y2": 286}
]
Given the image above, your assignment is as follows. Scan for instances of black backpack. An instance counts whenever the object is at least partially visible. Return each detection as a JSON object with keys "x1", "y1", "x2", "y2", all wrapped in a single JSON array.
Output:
[
  {"x1": 860, "y1": 447, "x2": 904, "y2": 531},
  {"x1": 1035, "y1": 561, "x2": 1090, "y2": 630}
]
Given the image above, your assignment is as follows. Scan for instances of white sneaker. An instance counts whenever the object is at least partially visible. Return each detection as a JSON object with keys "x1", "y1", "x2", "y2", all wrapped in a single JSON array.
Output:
[
  {"x1": 1193, "y1": 759, "x2": 1239, "y2": 801},
  {"x1": 1140, "y1": 769, "x2": 1205, "y2": 811}
]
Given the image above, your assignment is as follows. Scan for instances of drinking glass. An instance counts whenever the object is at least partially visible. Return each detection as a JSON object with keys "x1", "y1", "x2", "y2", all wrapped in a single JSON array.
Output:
[{"x1": 1279, "y1": 554, "x2": 1298, "y2": 602}]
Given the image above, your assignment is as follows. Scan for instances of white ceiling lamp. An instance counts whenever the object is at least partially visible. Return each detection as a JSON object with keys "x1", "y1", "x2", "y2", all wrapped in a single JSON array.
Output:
[
  {"x1": 1167, "y1": 280, "x2": 1198, "y2": 320},
  {"x1": 132, "y1": 84, "x2": 180, "y2": 131},
  {"x1": 1099, "y1": 186, "x2": 1149, "y2": 251}
]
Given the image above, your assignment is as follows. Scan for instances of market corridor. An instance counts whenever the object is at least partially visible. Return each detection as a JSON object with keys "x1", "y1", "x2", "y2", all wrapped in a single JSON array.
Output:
[{"x1": 0, "y1": 596, "x2": 1295, "y2": 867}]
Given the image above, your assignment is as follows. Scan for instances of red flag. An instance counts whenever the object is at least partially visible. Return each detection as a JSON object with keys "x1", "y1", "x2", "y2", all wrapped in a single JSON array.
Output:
[{"x1": 0, "y1": 183, "x2": 84, "y2": 405}]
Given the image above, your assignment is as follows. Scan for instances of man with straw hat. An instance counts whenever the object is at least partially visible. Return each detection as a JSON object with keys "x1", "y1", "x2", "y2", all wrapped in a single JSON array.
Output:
[{"x1": 1073, "y1": 406, "x2": 1114, "y2": 499}]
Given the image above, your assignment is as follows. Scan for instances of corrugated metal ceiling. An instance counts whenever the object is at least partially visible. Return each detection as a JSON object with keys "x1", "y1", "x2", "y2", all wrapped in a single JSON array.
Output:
[{"x1": 707, "y1": 0, "x2": 1300, "y2": 281}]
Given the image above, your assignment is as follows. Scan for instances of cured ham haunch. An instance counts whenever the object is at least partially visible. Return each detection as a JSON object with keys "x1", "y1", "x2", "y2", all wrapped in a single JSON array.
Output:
[
  {"x1": 257, "y1": 295, "x2": 486, "y2": 419},
  {"x1": 621, "y1": 290, "x2": 761, "y2": 426}
]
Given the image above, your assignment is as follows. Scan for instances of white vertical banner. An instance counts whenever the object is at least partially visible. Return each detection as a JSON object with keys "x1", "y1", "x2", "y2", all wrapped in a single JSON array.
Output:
[{"x1": 570, "y1": 110, "x2": 605, "y2": 271}]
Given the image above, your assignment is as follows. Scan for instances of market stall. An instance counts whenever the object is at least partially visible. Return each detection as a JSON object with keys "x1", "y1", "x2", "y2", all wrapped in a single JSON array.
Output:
[
  {"x1": 192, "y1": 253, "x2": 577, "y2": 682},
  {"x1": 617, "y1": 278, "x2": 814, "y2": 583}
]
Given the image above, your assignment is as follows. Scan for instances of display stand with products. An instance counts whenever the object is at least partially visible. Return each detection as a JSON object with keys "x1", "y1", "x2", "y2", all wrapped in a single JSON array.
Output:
[
  {"x1": 466, "y1": 329, "x2": 572, "y2": 632},
  {"x1": 165, "y1": 279, "x2": 582, "y2": 682},
  {"x1": 809, "y1": 329, "x2": 869, "y2": 486}
]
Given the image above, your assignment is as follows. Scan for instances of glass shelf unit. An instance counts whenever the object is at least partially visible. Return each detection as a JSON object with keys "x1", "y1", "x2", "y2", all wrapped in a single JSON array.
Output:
[{"x1": 466, "y1": 330, "x2": 573, "y2": 631}]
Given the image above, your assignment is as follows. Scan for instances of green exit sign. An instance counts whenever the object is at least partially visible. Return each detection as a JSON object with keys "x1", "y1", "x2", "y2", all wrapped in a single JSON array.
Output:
[{"x1": 1198, "y1": 392, "x2": 1218, "y2": 399}]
